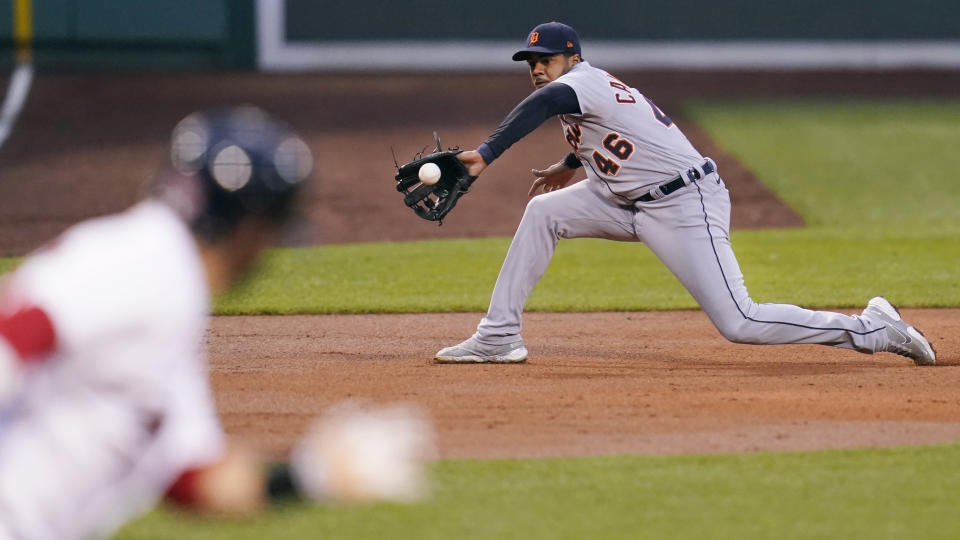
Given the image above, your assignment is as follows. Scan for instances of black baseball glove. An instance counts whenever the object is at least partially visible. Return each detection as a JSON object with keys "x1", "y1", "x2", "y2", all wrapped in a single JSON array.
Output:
[{"x1": 394, "y1": 133, "x2": 477, "y2": 223}]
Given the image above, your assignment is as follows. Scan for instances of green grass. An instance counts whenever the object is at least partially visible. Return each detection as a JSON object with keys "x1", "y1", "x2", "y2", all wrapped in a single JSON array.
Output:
[
  {"x1": 5, "y1": 232, "x2": 957, "y2": 315},
  {"x1": 0, "y1": 258, "x2": 18, "y2": 274},
  {"x1": 684, "y1": 99, "x2": 960, "y2": 232},
  {"x1": 214, "y1": 229, "x2": 959, "y2": 314},
  {"x1": 118, "y1": 443, "x2": 960, "y2": 540}
]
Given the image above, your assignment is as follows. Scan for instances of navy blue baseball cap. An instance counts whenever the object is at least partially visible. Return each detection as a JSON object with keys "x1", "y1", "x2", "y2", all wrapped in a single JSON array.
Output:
[{"x1": 512, "y1": 22, "x2": 581, "y2": 61}]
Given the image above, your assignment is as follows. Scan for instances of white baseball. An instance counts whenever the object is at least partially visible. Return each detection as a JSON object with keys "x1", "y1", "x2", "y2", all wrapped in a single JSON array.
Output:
[{"x1": 418, "y1": 163, "x2": 442, "y2": 185}]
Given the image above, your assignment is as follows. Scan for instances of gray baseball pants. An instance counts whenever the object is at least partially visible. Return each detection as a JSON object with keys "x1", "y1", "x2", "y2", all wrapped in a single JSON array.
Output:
[{"x1": 474, "y1": 174, "x2": 887, "y2": 353}]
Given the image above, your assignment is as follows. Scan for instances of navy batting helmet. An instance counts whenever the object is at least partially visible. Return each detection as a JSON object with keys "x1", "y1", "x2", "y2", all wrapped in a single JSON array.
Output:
[{"x1": 159, "y1": 105, "x2": 313, "y2": 242}]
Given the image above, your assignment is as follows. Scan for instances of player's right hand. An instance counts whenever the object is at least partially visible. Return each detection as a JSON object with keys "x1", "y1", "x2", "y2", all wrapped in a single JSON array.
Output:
[
  {"x1": 529, "y1": 161, "x2": 577, "y2": 196},
  {"x1": 290, "y1": 400, "x2": 435, "y2": 503}
]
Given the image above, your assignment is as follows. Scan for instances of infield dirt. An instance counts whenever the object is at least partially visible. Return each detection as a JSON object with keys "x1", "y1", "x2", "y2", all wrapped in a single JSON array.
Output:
[{"x1": 210, "y1": 310, "x2": 960, "y2": 459}]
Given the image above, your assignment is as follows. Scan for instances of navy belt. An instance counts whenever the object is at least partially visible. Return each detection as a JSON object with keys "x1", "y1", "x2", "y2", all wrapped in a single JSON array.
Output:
[{"x1": 635, "y1": 159, "x2": 716, "y2": 203}]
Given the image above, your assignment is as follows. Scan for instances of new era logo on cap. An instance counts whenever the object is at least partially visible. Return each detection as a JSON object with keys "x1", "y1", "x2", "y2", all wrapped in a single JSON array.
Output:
[{"x1": 512, "y1": 21, "x2": 582, "y2": 62}]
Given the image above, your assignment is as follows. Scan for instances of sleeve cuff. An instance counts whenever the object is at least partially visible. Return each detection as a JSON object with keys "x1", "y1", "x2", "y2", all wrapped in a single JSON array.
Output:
[
  {"x1": 476, "y1": 143, "x2": 496, "y2": 166},
  {"x1": 563, "y1": 152, "x2": 582, "y2": 169},
  {"x1": 0, "y1": 307, "x2": 56, "y2": 361}
]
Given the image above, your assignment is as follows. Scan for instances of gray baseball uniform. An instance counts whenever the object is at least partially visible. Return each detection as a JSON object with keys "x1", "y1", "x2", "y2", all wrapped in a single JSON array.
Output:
[{"x1": 473, "y1": 61, "x2": 888, "y2": 353}]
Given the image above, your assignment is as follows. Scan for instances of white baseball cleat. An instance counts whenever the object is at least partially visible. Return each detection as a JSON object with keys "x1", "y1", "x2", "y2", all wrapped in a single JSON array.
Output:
[
  {"x1": 434, "y1": 335, "x2": 528, "y2": 364},
  {"x1": 861, "y1": 297, "x2": 936, "y2": 366}
]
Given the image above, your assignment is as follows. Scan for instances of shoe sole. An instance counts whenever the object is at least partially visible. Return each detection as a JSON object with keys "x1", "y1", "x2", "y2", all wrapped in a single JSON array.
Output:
[
  {"x1": 434, "y1": 348, "x2": 528, "y2": 364},
  {"x1": 868, "y1": 297, "x2": 937, "y2": 366}
]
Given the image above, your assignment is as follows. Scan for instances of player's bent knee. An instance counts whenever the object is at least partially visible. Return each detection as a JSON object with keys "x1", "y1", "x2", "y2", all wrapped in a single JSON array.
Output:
[
  {"x1": 523, "y1": 193, "x2": 551, "y2": 215},
  {"x1": 712, "y1": 318, "x2": 763, "y2": 345},
  {"x1": 519, "y1": 195, "x2": 558, "y2": 227},
  {"x1": 524, "y1": 191, "x2": 575, "y2": 220}
]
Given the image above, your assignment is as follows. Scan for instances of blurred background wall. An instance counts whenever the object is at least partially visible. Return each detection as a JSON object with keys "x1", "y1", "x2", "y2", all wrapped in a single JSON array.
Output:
[
  {"x1": 285, "y1": 0, "x2": 959, "y2": 40},
  {"x1": 0, "y1": 0, "x2": 957, "y2": 71},
  {"x1": 0, "y1": 0, "x2": 255, "y2": 69}
]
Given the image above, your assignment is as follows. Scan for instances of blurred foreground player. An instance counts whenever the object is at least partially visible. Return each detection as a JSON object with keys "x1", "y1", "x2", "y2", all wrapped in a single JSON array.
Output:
[{"x1": 0, "y1": 107, "x2": 433, "y2": 540}]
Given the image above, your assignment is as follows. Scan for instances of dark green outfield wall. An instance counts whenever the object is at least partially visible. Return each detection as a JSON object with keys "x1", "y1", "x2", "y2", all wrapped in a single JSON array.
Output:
[
  {"x1": 287, "y1": 0, "x2": 960, "y2": 41},
  {"x1": 0, "y1": 0, "x2": 255, "y2": 69},
  {"x1": 0, "y1": 0, "x2": 955, "y2": 70}
]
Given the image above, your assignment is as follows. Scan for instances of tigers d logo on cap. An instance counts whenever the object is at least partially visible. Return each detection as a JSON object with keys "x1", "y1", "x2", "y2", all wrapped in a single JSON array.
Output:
[{"x1": 512, "y1": 22, "x2": 582, "y2": 62}]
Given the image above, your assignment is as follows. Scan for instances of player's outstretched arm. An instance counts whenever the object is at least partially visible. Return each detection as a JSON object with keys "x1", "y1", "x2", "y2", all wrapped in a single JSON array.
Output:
[
  {"x1": 167, "y1": 401, "x2": 435, "y2": 515},
  {"x1": 472, "y1": 83, "x2": 581, "y2": 170},
  {"x1": 166, "y1": 442, "x2": 267, "y2": 516},
  {"x1": 529, "y1": 159, "x2": 579, "y2": 196}
]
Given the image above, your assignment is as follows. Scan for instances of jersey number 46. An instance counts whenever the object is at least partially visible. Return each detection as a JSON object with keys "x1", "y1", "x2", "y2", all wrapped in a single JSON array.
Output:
[{"x1": 592, "y1": 133, "x2": 634, "y2": 175}]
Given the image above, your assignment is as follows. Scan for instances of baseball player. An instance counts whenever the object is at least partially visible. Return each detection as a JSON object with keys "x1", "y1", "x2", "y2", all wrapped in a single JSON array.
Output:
[
  {"x1": 435, "y1": 21, "x2": 936, "y2": 366},
  {"x1": 0, "y1": 107, "x2": 432, "y2": 540}
]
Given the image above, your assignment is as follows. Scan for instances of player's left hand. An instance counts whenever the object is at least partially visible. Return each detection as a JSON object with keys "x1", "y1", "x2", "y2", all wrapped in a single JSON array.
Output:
[
  {"x1": 529, "y1": 161, "x2": 577, "y2": 196},
  {"x1": 395, "y1": 147, "x2": 478, "y2": 223},
  {"x1": 457, "y1": 150, "x2": 488, "y2": 177}
]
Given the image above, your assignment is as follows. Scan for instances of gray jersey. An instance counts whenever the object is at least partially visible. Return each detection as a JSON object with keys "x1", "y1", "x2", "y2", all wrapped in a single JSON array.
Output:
[{"x1": 555, "y1": 62, "x2": 703, "y2": 201}]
